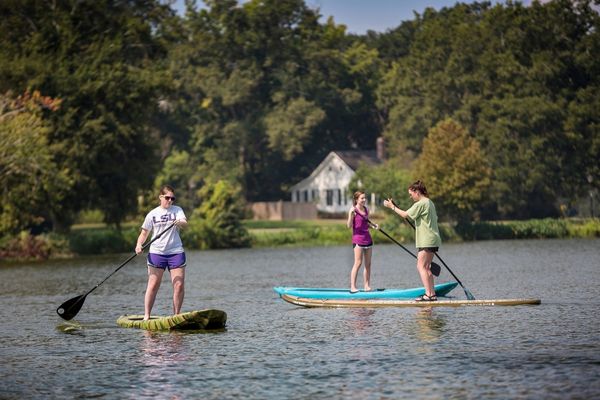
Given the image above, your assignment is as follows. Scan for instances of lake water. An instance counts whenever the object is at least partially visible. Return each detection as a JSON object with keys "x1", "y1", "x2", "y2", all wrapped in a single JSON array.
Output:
[{"x1": 1, "y1": 238, "x2": 599, "y2": 399}]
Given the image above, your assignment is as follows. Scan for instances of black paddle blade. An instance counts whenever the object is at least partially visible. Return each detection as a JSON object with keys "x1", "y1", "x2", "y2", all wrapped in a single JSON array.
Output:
[
  {"x1": 56, "y1": 294, "x2": 87, "y2": 321},
  {"x1": 431, "y1": 262, "x2": 441, "y2": 277}
]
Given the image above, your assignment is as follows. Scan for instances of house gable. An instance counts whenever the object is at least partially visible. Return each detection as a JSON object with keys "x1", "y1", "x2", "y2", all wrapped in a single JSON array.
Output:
[{"x1": 290, "y1": 150, "x2": 382, "y2": 213}]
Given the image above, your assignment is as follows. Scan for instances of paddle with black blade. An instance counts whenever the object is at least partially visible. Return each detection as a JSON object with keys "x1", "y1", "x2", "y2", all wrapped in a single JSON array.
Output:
[
  {"x1": 389, "y1": 198, "x2": 476, "y2": 300},
  {"x1": 56, "y1": 222, "x2": 177, "y2": 320},
  {"x1": 365, "y1": 216, "x2": 441, "y2": 276}
]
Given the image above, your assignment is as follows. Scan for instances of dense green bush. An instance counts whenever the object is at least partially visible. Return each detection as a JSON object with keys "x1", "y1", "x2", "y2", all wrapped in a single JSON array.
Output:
[
  {"x1": 76, "y1": 209, "x2": 105, "y2": 224},
  {"x1": 455, "y1": 219, "x2": 576, "y2": 240},
  {"x1": 68, "y1": 227, "x2": 139, "y2": 255},
  {"x1": 251, "y1": 225, "x2": 349, "y2": 247},
  {"x1": 455, "y1": 222, "x2": 515, "y2": 240},
  {"x1": 510, "y1": 219, "x2": 569, "y2": 238},
  {"x1": 566, "y1": 219, "x2": 600, "y2": 237},
  {"x1": 2, "y1": 218, "x2": 598, "y2": 262},
  {"x1": 186, "y1": 180, "x2": 251, "y2": 249},
  {"x1": 0, "y1": 232, "x2": 71, "y2": 260}
]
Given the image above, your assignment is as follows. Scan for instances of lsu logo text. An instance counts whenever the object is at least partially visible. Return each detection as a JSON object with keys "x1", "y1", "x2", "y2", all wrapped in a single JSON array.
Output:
[{"x1": 152, "y1": 214, "x2": 175, "y2": 224}]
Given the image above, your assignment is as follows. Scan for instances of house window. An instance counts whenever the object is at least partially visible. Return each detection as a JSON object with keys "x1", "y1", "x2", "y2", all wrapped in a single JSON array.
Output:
[
  {"x1": 303, "y1": 190, "x2": 308, "y2": 202},
  {"x1": 326, "y1": 190, "x2": 334, "y2": 206},
  {"x1": 312, "y1": 189, "x2": 318, "y2": 201},
  {"x1": 295, "y1": 191, "x2": 300, "y2": 202},
  {"x1": 337, "y1": 189, "x2": 342, "y2": 205}
]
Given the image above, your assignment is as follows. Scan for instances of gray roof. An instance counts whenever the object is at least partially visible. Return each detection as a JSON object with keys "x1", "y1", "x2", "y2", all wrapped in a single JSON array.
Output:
[{"x1": 334, "y1": 150, "x2": 381, "y2": 171}]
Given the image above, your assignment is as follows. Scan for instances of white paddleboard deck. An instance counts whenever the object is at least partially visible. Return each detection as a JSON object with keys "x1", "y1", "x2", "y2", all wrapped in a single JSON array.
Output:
[{"x1": 281, "y1": 294, "x2": 541, "y2": 308}]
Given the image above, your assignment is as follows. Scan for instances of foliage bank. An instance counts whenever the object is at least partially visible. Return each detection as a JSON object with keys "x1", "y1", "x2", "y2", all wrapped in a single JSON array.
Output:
[
  {"x1": 0, "y1": 232, "x2": 71, "y2": 260},
  {"x1": 250, "y1": 218, "x2": 600, "y2": 248},
  {"x1": 2, "y1": 0, "x2": 598, "y2": 236},
  {"x1": 1, "y1": 218, "x2": 599, "y2": 262}
]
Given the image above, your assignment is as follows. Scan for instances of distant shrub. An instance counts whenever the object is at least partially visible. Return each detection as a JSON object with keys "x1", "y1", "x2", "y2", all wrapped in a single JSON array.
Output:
[
  {"x1": 187, "y1": 180, "x2": 251, "y2": 249},
  {"x1": 251, "y1": 225, "x2": 349, "y2": 247},
  {"x1": 3, "y1": 217, "x2": 598, "y2": 262},
  {"x1": 0, "y1": 232, "x2": 71, "y2": 260},
  {"x1": 509, "y1": 219, "x2": 568, "y2": 238},
  {"x1": 76, "y1": 209, "x2": 104, "y2": 224},
  {"x1": 455, "y1": 219, "x2": 569, "y2": 240},
  {"x1": 68, "y1": 227, "x2": 138, "y2": 255},
  {"x1": 566, "y1": 219, "x2": 600, "y2": 237},
  {"x1": 455, "y1": 221, "x2": 514, "y2": 240}
]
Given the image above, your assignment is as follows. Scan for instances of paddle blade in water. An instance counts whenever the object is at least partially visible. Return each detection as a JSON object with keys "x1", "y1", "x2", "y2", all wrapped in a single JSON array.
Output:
[
  {"x1": 431, "y1": 262, "x2": 441, "y2": 277},
  {"x1": 464, "y1": 288, "x2": 476, "y2": 301},
  {"x1": 56, "y1": 294, "x2": 87, "y2": 321}
]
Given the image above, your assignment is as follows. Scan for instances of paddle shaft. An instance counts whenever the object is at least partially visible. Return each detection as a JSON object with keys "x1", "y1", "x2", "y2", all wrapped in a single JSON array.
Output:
[
  {"x1": 367, "y1": 219, "x2": 419, "y2": 260},
  {"x1": 367, "y1": 219, "x2": 441, "y2": 277},
  {"x1": 389, "y1": 198, "x2": 475, "y2": 300},
  {"x1": 353, "y1": 208, "x2": 412, "y2": 256},
  {"x1": 84, "y1": 222, "x2": 176, "y2": 297},
  {"x1": 57, "y1": 222, "x2": 176, "y2": 319}
]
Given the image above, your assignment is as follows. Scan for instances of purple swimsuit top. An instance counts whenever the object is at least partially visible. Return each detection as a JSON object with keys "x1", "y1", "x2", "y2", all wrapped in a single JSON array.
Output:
[{"x1": 352, "y1": 207, "x2": 372, "y2": 245}]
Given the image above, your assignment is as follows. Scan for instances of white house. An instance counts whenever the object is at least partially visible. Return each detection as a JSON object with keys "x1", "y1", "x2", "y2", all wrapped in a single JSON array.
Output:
[{"x1": 290, "y1": 139, "x2": 385, "y2": 215}]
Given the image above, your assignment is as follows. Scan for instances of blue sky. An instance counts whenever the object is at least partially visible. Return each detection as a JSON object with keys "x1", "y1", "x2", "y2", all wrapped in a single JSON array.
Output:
[{"x1": 170, "y1": 0, "x2": 536, "y2": 34}]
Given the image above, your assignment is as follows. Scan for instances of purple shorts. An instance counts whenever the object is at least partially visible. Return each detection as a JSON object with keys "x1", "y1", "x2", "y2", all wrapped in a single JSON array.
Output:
[{"x1": 147, "y1": 252, "x2": 186, "y2": 270}]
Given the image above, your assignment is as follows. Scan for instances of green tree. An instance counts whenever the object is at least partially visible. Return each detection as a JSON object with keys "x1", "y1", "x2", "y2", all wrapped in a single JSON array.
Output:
[
  {"x1": 264, "y1": 97, "x2": 325, "y2": 160},
  {"x1": 414, "y1": 119, "x2": 492, "y2": 222},
  {"x1": 187, "y1": 180, "x2": 251, "y2": 249},
  {"x1": 169, "y1": 0, "x2": 382, "y2": 203},
  {"x1": 349, "y1": 162, "x2": 413, "y2": 210},
  {"x1": 0, "y1": 91, "x2": 71, "y2": 233},
  {"x1": 0, "y1": 0, "x2": 177, "y2": 230},
  {"x1": 151, "y1": 150, "x2": 198, "y2": 213},
  {"x1": 565, "y1": 86, "x2": 600, "y2": 195},
  {"x1": 377, "y1": 0, "x2": 599, "y2": 219}
]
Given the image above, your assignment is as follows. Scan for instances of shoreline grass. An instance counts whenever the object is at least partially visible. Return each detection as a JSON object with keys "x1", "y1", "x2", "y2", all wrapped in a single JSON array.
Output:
[{"x1": 1, "y1": 218, "x2": 599, "y2": 262}]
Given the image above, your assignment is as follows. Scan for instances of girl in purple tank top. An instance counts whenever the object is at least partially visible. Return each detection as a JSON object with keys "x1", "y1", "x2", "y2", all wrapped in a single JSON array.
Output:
[{"x1": 347, "y1": 191, "x2": 379, "y2": 293}]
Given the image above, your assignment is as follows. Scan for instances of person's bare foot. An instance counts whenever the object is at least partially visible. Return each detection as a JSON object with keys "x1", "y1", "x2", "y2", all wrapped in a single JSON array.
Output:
[
  {"x1": 364, "y1": 287, "x2": 372, "y2": 292},
  {"x1": 350, "y1": 287, "x2": 358, "y2": 293}
]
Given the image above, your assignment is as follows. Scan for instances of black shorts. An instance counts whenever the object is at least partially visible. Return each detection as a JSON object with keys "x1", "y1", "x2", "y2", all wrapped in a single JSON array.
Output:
[{"x1": 418, "y1": 247, "x2": 439, "y2": 253}]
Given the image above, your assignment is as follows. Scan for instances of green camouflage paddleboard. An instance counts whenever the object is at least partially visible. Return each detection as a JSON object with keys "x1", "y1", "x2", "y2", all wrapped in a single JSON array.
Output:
[{"x1": 117, "y1": 309, "x2": 226, "y2": 331}]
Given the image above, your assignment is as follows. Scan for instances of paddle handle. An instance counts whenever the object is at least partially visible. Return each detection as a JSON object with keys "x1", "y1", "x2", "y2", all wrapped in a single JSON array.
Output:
[{"x1": 389, "y1": 199, "x2": 415, "y2": 229}]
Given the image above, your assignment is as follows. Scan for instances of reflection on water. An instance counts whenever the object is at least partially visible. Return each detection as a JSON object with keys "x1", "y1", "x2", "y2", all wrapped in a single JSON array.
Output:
[
  {"x1": 345, "y1": 308, "x2": 376, "y2": 333},
  {"x1": 140, "y1": 331, "x2": 187, "y2": 364},
  {"x1": 138, "y1": 331, "x2": 187, "y2": 399},
  {"x1": 413, "y1": 308, "x2": 446, "y2": 344},
  {"x1": 1, "y1": 238, "x2": 599, "y2": 399},
  {"x1": 56, "y1": 321, "x2": 85, "y2": 335}
]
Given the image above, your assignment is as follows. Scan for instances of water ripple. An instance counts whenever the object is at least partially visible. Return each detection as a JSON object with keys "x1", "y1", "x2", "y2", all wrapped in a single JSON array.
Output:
[{"x1": 1, "y1": 238, "x2": 599, "y2": 399}]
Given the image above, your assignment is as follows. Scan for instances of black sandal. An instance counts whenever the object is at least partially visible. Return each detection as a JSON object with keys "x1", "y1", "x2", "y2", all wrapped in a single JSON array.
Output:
[{"x1": 415, "y1": 294, "x2": 437, "y2": 302}]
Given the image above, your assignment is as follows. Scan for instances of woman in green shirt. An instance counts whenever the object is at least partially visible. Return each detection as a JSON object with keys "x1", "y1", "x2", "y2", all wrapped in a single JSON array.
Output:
[{"x1": 383, "y1": 180, "x2": 441, "y2": 301}]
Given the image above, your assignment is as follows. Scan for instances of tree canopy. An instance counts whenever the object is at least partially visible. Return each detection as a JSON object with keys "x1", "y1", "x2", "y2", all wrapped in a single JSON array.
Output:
[
  {"x1": 414, "y1": 118, "x2": 492, "y2": 222},
  {"x1": 0, "y1": 0, "x2": 598, "y2": 236}
]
